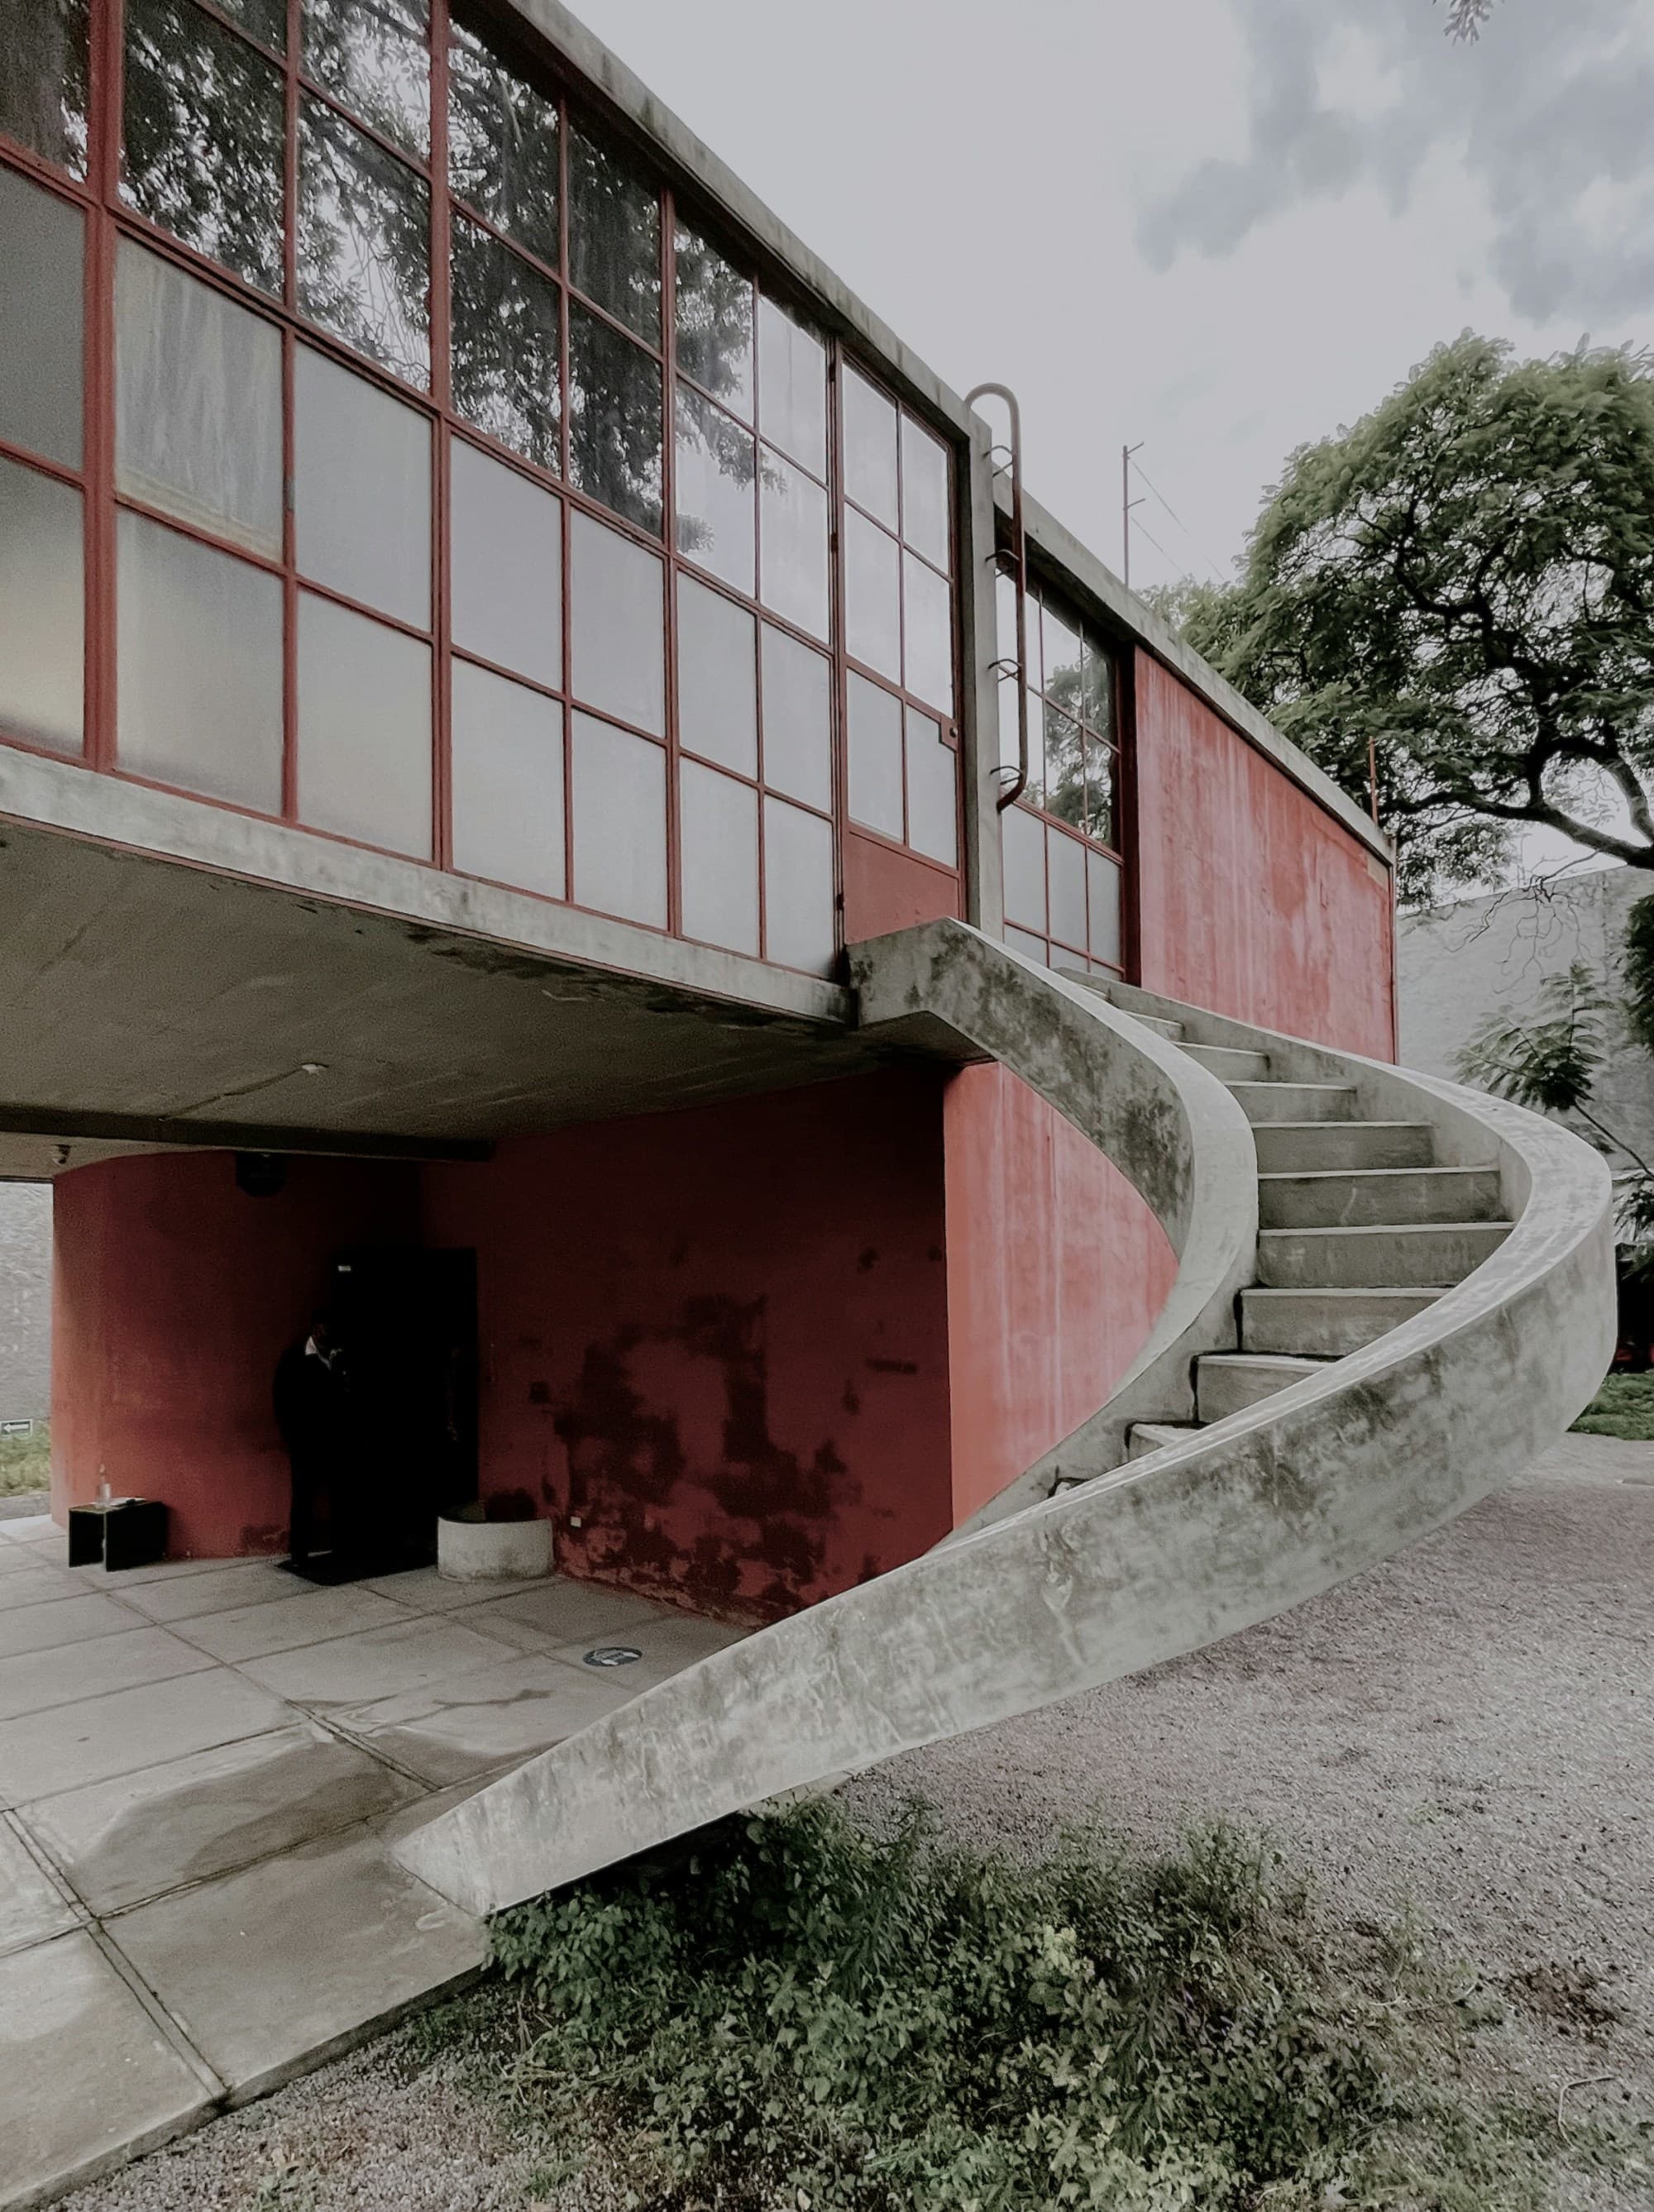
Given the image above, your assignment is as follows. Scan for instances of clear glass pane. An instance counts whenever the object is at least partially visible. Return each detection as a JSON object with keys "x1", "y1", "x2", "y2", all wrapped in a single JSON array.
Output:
[
  {"x1": 906, "y1": 709, "x2": 956, "y2": 869},
  {"x1": 844, "y1": 509, "x2": 899, "y2": 682},
  {"x1": 676, "y1": 575, "x2": 756, "y2": 776},
  {"x1": 116, "y1": 242, "x2": 282, "y2": 559},
  {"x1": 0, "y1": 457, "x2": 81, "y2": 753},
  {"x1": 674, "y1": 382, "x2": 754, "y2": 597},
  {"x1": 845, "y1": 672, "x2": 901, "y2": 840},
  {"x1": 568, "y1": 303, "x2": 662, "y2": 534},
  {"x1": 450, "y1": 212, "x2": 561, "y2": 472},
  {"x1": 675, "y1": 226, "x2": 752, "y2": 420},
  {"x1": 298, "y1": 591, "x2": 432, "y2": 856},
  {"x1": 1048, "y1": 825, "x2": 1086, "y2": 951},
  {"x1": 758, "y1": 449, "x2": 828, "y2": 642},
  {"x1": 1081, "y1": 634, "x2": 1115, "y2": 736},
  {"x1": 762, "y1": 798, "x2": 834, "y2": 975},
  {"x1": 842, "y1": 364, "x2": 896, "y2": 527},
  {"x1": 123, "y1": 0, "x2": 284, "y2": 296},
  {"x1": 900, "y1": 413, "x2": 950, "y2": 571},
  {"x1": 1045, "y1": 706, "x2": 1086, "y2": 829},
  {"x1": 1088, "y1": 848, "x2": 1122, "y2": 967},
  {"x1": 0, "y1": 166, "x2": 83, "y2": 469},
  {"x1": 1004, "y1": 924, "x2": 1049, "y2": 967},
  {"x1": 294, "y1": 344, "x2": 430, "y2": 627},
  {"x1": 570, "y1": 711, "x2": 666, "y2": 928},
  {"x1": 1001, "y1": 800, "x2": 1045, "y2": 930},
  {"x1": 568, "y1": 508, "x2": 663, "y2": 736},
  {"x1": 755, "y1": 296, "x2": 825, "y2": 478},
  {"x1": 678, "y1": 759, "x2": 758, "y2": 956},
  {"x1": 760, "y1": 623, "x2": 830, "y2": 811},
  {"x1": 1088, "y1": 738, "x2": 1116, "y2": 849},
  {"x1": 450, "y1": 436, "x2": 561, "y2": 689},
  {"x1": 213, "y1": 0, "x2": 285, "y2": 49},
  {"x1": 299, "y1": 94, "x2": 430, "y2": 387},
  {"x1": 303, "y1": 0, "x2": 429, "y2": 159},
  {"x1": 902, "y1": 549, "x2": 954, "y2": 714},
  {"x1": 1023, "y1": 590, "x2": 1044, "y2": 691},
  {"x1": 117, "y1": 508, "x2": 281, "y2": 809},
  {"x1": 1041, "y1": 598, "x2": 1084, "y2": 715},
  {"x1": 451, "y1": 658, "x2": 564, "y2": 898},
  {"x1": 447, "y1": 15, "x2": 558, "y2": 265},
  {"x1": 567, "y1": 122, "x2": 660, "y2": 345},
  {"x1": 2, "y1": 0, "x2": 89, "y2": 173}
]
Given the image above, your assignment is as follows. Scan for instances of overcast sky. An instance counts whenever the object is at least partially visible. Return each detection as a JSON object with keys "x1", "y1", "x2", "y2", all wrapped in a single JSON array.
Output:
[{"x1": 576, "y1": 0, "x2": 1653, "y2": 872}]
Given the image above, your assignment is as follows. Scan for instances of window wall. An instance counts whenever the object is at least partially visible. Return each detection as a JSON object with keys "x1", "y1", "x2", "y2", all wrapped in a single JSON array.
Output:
[{"x1": 0, "y1": 0, "x2": 963, "y2": 980}]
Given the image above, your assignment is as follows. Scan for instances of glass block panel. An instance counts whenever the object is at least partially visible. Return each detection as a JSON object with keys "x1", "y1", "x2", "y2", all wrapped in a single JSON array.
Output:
[
  {"x1": 568, "y1": 508, "x2": 663, "y2": 736},
  {"x1": 303, "y1": 0, "x2": 429, "y2": 159},
  {"x1": 675, "y1": 226, "x2": 753, "y2": 421},
  {"x1": 676, "y1": 575, "x2": 756, "y2": 776},
  {"x1": 758, "y1": 450, "x2": 828, "y2": 642},
  {"x1": 0, "y1": 457, "x2": 81, "y2": 753},
  {"x1": 450, "y1": 436, "x2": 561, "y2": 689},
  {"x1": 906, "y1": 710, "x2": 957, "y2": 869},
  {"x1": 900, "y1": 414, "x2": 950, "y2": 571},
  {"x1": 1041, "y1": 598, "x2": 1084, "y2": 714},
  {"x1": 123, "y1": 0, "x2": 284, "y2": 296},
  {"x1": 902, "y1": 549, "x2": 954, "y2": 714},
  {"x1": 567, "y1": 122, "x2": 660, "y2": 344},
  {"x1": 451, "y1": 212, "x2": 561, "y2": 472},
  {"x1": 760, "y1": 623, "x2": 830, "y2": 812},
  {"x1": 568, "y1": 303, "x2": 662, "y2": 533},
  {"x1": 1081, "y1": 633, "x2": 1115, "y2": 736},
  {"x1": 0, "y1": 166, "x2": 83, "y2": 469},
  {"x1": 117, "y1": 508, "x2": 281, "y2": 809},
  {"x1": 1087, "y1": 848, "x2": 1122, "y2": 967},
  {"x1": 1044, "y1": 706, "x2": 1086, "y2": 829},
  {"x1": 297, "y1": 591, "x2": 432, "y2": 855},
  {"x1": 2, "y1": 0, "x2": 89, "y2": 172},
  {"x1": 679, "y1": 759, "x2": 758, "y2": 956},
  {"x1": 294, "y1": 345, "x2": 430, "y2": 627},
  {"x1": 1001, "y1": 800, "x2": 1045, "y2": 930},
  {"x1": 842, "y1": 364, "x2": 897, "y2": 527},
  {"x1": 570, "y1": 711, "x2": 666, "y2": 928},
  {"x1": 844, "y1": 509, "x2": 899, "y2": 683},
  {"x1": 451, "y1": 657, "x2": 564, "y2": 898},
  {"x1": 1048, "y1": 824, "x2": 1087, "y2": 951},
  {"x1": 845, "y1": 672, "x2": 901, "y2": 841},
  {"x1": 756, "y1": 297, "x2": 825, "y2": 478},
  {"x1": 299, "y1": 94, "x2": 430, "y2": 387},
  {"x1": 762, "y1": 798, "x2": 834, "y2": 974},
  {"x1": 1004, "y1": 924, "x2": 1049, "y2": 967},
  {"x1": 448, "y1": 17, "x2": 559, "y2": 265},
  {"x1": 1088, "y1": 738, "x2": 1116, "y2": 848},
  {"x1": 675, "y1": 382, "x2": 754, "y2": 596}
]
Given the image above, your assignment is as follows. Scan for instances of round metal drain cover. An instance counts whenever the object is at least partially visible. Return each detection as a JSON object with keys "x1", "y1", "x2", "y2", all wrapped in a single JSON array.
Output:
[{"x1": 583, "y1": 1645, "x2": 643, "y2": 1668}]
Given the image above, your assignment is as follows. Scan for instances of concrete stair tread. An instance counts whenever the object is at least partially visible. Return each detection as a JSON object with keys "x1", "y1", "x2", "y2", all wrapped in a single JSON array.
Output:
[
  {"x1": 1259, "y1": 1164, "x2": 1494, "y2": 1184},
  {"x1": 1126, "y1": 1421, "x2": 1205, "y2": 1460},
  {"x1": 1181, "y1": 1043, "x2": 1270, "y2": 1081},
  {"x1": 1257, "y1": 1219, "x2": 1513, "y2": 1290},
  {"x1": 1252, "y1": 1121, "x2": 1436, "y2": 1172},
  {"x1": 1198, "y1": 1352, "x2": 1328, "y2": 1373},
  {"x1": 1259, "y1": 1163, "x2": 1504, "y2": 1229},
  {"x1": 1240, "y1": 1284, "x2": 1446, "y2": 1358},
  {"x1": 1195, "y1": 1350, "x2": 1330, "y2": 1421},
  {"x1": 1227, "y1": 1082, "x2": 1359, "y2": 1123}
]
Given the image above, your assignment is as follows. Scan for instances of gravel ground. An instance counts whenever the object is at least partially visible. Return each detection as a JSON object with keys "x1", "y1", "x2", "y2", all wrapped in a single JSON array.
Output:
[{"x1": 65, "y1": 1432, "x2": 1654, "y2": 2210}]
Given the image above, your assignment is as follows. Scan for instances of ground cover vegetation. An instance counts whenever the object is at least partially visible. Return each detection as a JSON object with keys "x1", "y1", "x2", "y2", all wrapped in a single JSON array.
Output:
[
  {"x1": 1571, "y1": 1371, "x2": 1654, "y2": 1440},
  {"x1": 0, "y1": 1423, "x2": 49, "y2": 1497}
]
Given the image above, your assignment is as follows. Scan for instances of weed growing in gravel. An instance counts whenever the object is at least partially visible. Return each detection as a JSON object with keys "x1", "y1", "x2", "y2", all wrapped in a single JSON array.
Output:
[{"x1": 481, "y1": 1799, "x2": 1642, "y2": 2211}]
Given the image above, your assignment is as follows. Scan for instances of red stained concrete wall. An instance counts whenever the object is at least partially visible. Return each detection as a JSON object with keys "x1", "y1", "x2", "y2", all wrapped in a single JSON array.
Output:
[
  {"x1": 1133, "y1": 652, "x2": 1395, "y2": 1058},
  {"x1": 941, "y1": 1065, "x2": 1178, "y2": 1524},
  {"x1": 841, "y1": 830, "x2": 962, "y2": 948},
  {"x1": 51, "y1": 1153, "x2": 418, "y2": 1557},
  {"x1": 420, "y1": 1070, "x2": 955, "y2": 1624}
]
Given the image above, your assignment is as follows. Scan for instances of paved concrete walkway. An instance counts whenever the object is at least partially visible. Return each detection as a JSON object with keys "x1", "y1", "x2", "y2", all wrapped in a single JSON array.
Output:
[{"x1": 0, "y1": 1517, "x2": 743, "y2": 2210}]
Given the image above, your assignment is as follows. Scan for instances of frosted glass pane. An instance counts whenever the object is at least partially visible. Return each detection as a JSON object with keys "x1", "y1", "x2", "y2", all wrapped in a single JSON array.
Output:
[
  {"x1": 1001, "y1": 801, "x2": 1045, "y2": 929},
  {"x1": 901, "y1": 414, "x2": 949, "y2": 571},
  {"x1": 298, "y1": 592, "x2": 431, "y2": 855},
  {"x1": 843, "y1": 365, "x2": 897, "y2": 527},
  {"x1": 906, "y1": 709, "x2": 957, "y2": 869},
  {"x1": 0, "y1": 166, "x2": 82, "y2": 468},
  {"x1": 450, "y1": 437, "x2": 561, "y2": 688},
  {"x1": 756, "y1": 297, "x2": 825, "y2": 477},
  {"x1": 763, "y1": 798, "x2": 834, "y2": 975},
  {"x1": 678, "y1": 759, "x2": 758, "y2": 955},
  {"x1": 451, "y1": 658, "x2": 564, "y2": 898},
  {"x1": 677, "y1": 576, "x2": 756, "y2": 775},
  {"x1": 1048, "y1": 824, "x2": 1087, "y2": 950},
  {"x1": 1088, "y1": 848, "x2": 1122, "y2": 967},
  {"x1": 675, "y1": 381, "x2": 755, "y2": 596},
  {"x1": 569, "y1": 509, "x2": 664, "y2": 735},
  {"x1": 116, "y1": 241, "x2": 281, "y2": 557},
  {"x1": 844, "y1": 509, "x2": 899, "y2": 681},
  {"x1": 758, "y1": 451, "x2": 828, "y2": 641},
  {"x1": 846, "y1": 672, "x2": 901, "y2": 840},
  {"x1": 902, "y1": 549, "x2": 954, "y2": 713},
  {"x1": 570, "y1": 711, "x2": 666, "y2": 928},
  {"x1": 295, "y1": 346, "x2": 430, "y2": 625},
  {"x1": 117, "y1": 509, "x2": 280, "y2": 808},
  {"x1": 760, "y1": 624, "x2": 830, "y2": 811},
  {"x1": 1004, "y1": 925, "x2": 1049, "y2": 967},
  {"x1": 0, "y1": 457, "x2": 82, "y2": 754}
]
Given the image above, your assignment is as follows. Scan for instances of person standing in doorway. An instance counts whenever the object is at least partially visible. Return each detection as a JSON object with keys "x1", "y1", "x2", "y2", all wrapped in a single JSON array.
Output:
[{"x1": 273, "y1": 1310, "x2": 349, "y2": 1570}]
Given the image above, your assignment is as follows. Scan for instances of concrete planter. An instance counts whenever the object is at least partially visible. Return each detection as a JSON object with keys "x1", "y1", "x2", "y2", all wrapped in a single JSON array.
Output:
[{"x1": 437, "y1": 1505, "x2": 552, "y2": 1583}]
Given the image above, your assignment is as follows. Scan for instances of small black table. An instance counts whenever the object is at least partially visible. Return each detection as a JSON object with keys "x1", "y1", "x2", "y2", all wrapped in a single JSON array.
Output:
[{"x1": 67, "y1": 1498, "x2": 169, "y2": 1572}]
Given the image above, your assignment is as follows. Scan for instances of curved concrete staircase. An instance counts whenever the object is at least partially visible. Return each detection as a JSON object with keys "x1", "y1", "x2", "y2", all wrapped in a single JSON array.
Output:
[{"x1": 395, "y1": 920, "x2": 1616, "y2": 1920}]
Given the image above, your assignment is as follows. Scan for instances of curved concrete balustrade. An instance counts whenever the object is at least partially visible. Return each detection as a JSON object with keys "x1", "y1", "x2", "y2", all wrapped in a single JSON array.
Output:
[{"x1": 394, "y1": 931, "x2": 1615, "y2": 1921}]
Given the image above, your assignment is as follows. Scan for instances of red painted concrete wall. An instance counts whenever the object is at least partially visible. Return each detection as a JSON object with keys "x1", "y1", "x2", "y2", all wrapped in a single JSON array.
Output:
[
  {"x1": 51, "y1": 1153, "x2": 418, "y2": 1557},
  {"x1": 941, "y1": 1065, "x2": 1178, "y2": 1524},
  {"x1": 841, "y1": 830, "x2": 962, "y2": 948},
  {"x1": 420, "y1": 1070, "x2": 955, "y2": 1624},
  {"x1": 1133, "y1": 652, "x2": 1395, "y2": 1058}
]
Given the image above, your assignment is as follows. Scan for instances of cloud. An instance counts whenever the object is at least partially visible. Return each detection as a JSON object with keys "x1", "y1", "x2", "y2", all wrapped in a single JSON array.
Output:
[{"x1": 1137, "y1": 0, "x2": 1654, "y2": 325}]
